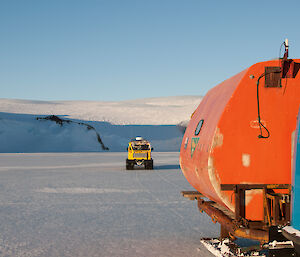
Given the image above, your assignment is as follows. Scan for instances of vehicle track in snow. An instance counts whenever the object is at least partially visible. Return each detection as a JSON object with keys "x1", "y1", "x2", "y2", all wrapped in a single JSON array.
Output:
[
  {"x1": 155, "y1": 169, "x2": 183, "y2": 190},
  {"x1": 134, "y1": 169, "x2": 202, "y2": 234},
  {"x1": 0, "y1": 152, "x2": 217, "y2": 257}
]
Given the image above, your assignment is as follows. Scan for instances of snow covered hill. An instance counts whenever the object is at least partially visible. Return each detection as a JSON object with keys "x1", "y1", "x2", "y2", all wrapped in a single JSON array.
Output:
[
  {"x1": 0, "y1": 96, "x2": 202, "y2": 125},
  {"x1": 0, "y1": 96, "x2": 202, "y2": 152}
]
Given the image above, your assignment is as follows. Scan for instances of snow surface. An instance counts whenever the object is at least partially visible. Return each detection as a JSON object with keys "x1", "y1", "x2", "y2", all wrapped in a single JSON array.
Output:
[
  {"x1": 283, "y1": 226, "x2": 300, "y2": 238},
  {"x1": 0, "y1": 96, "x2": 202, "y2": 153},
  {"x1": 0, "y1": 152, "x2": 218, "y2": 257},
  {"x1": 201, "y1": 239, "x2": 229, "y2": 257}
]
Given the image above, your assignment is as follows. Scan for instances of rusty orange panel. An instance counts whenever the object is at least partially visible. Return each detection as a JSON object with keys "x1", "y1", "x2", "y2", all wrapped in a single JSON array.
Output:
[{"x1": 180, "y1": 59, "x2": 300, "y2": 221}]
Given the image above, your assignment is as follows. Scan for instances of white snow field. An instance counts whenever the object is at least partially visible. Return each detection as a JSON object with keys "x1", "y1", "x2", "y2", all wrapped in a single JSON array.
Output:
[
  {"x1": 0, "y1": 96, "x2": 202, "y2": 125},
  {"x1": 0, "y1": 96, "x2": 202, "y2": 153},
  {"x1": 0, "y1": 152, "x2": 218, "y2": 257}
]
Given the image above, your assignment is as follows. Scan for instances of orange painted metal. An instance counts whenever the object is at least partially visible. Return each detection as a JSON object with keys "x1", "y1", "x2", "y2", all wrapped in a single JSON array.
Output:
[
  {"x1": 197, "y1": 199, "x2": 269, "y2": 242},
  {"x1": 180, "y1": 59, "x2": 300, "y2": 221}
]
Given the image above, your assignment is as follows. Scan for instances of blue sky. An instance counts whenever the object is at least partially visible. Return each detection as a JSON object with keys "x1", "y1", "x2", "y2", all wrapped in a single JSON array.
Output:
[{"x1": 1, "y1": 0, "x2": 300, "y2": 101}]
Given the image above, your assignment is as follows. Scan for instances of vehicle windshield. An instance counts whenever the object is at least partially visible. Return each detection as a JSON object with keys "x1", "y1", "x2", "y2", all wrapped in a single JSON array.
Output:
[{"x1": 131, "y1": 142, "x2": 150, "y2": 150}]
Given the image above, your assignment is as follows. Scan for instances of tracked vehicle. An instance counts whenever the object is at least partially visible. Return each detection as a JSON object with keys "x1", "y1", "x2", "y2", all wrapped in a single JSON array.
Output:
[{"x1": 126, "y1": 137, "x2": 153, "y2": 170}]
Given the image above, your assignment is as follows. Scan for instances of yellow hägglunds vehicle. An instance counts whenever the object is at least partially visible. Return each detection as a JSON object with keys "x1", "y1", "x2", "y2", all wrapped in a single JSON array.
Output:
[{"x1": 126, "y1": 137, "x2": 153, "y2": 170}]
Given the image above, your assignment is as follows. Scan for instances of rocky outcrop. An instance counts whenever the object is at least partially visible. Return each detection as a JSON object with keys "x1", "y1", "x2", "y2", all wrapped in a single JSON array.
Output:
[{"x1": 37, "y1": 115, "x2": 109, "y2": 151}]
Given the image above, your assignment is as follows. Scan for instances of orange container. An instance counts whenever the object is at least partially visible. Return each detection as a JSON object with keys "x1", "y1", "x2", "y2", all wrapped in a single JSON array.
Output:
[{"x1": 180, "y1": 59, "x2": 300, "y2": 220}]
